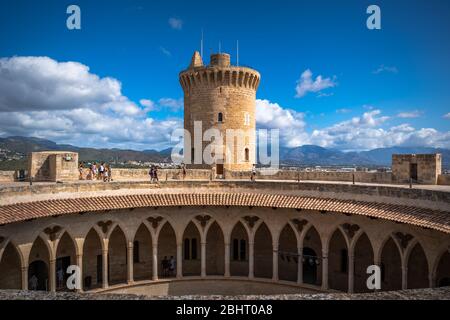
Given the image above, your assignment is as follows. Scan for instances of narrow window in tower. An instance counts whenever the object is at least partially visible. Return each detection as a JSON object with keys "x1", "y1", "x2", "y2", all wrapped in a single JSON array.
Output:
[
  {"x1": 219, "y1": 87, "x2": 222, "y2": 94},
  {"x1": 244, "y1": 112, "x2": 250, "y2": 125},
  {"x1": 184, "y1": 238, "x2": 190, "y2": 260},
  {"x1": 245, "y1": 148, "x2": 249, "y2": 162},
  {"x1": 191, "y1": 148, "x2": 195, "y2": 164},
  {"x1": 218, "y1": 112, "x2": 223, "y2": 123}
]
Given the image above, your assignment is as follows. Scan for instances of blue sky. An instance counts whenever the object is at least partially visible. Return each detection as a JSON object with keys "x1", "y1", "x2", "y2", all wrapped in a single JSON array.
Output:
[{"x1": 0, "y1": 0, "x2": 449, "y2": 151}]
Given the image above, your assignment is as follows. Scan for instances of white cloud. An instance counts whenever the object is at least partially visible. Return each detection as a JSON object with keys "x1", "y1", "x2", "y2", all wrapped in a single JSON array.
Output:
[
  {"x1": 168, "y1": 17, "x2": 183, "y2": 30},
  {"x1": 0, "y1": 56, "x2": 182, "y2": 150},
  {"x1": 336, "y1": 108, "x2": 351, "y2": 114},
  {"x1": 397, "y1": 110, "x2": 422, "y2": 118},
  {"x1": 158, "y1": 98, "x2": 183, "y2": 111},
  {"x1": 372, "y1": 65, "x2": 398, "y2": 74},
  {"x1": 256, "y1": 100, "x2": 450, "y2": 150},
  {"x1": 444, "y1": 112, "x2": 450, "y2": 119},
  {"x1": 159, "y1": 46, "x2": 172, "y2": 57},
  {"x1": 256, "y1": 99, "x2": 308, "y2": 147},
  {"x1": 0, "y1": 56, "x2": 133, "y2": 113},
  {"x1": 295, "y1": 69, "x2": 336, "y2": 98}
]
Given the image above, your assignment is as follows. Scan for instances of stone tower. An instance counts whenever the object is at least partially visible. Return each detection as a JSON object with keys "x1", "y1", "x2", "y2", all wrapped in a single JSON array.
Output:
[{"x1": 179, "y1": 51, "x2": 260, "y2": 173}]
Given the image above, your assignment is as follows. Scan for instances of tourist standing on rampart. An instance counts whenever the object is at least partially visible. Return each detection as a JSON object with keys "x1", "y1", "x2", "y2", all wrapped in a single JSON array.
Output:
[{"x1": 78, "y1": 162, "x2": 84, "y2": 180}]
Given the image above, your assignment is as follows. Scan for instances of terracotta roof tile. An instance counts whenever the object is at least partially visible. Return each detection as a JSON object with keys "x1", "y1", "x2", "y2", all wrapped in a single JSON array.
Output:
[{"x1": 0, "y1": 193, "x2": 449, "y2": 233}]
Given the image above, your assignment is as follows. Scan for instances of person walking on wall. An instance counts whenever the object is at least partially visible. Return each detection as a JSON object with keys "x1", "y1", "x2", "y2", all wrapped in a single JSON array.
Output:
[
  {"x1": 181, "y1": 162, "x2": 186, "y2": 180},
  {"x1": 251, "y1": 164, "x2": 257, "y2": 181}
]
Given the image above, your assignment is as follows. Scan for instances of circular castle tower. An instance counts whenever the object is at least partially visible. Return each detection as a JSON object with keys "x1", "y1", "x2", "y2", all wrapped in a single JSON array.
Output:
[{"x1": 179, "y1": 51, "x2": 260, "y2": 173}]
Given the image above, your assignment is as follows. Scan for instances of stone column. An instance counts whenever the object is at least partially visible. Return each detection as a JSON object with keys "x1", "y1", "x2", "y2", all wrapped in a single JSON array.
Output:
[
  {"x1": 76, "y1": 254, "x2": 83, "y2": 292},
  {"x1": 429, "y1": 272, "x2": 436, "y2": 288},
  {"x1": 152, "y1": 243, "x2": 158, "y2": 280},
  {"x1": 297, "y1": 247, "x2": 303, "y2": 285},
  {"x1": 272, "y1": 243, "x2": 279, "y2": 281},
  {"x1": 321, "y1": 247, "x2": 329, "y2": 290},
  {"x1": 102, "y1": 248, "x2": 109, "y2": 289},
  {"x1": 201, "y1": 241, "x2": 206, "y2": 277},
  {"x1": 224, "y1": 241, "x2": 230, "y2": 277},
  {"x1": 348, "y1": 252, "x2": 355, "y2": 293},
  {"x1": 127, "y1": 242, "x2": 134, "y2": 284},
  {"x1": 21, "y1": 266, "x2": 28, "y2": 290},
  {"x1": 402, "y1": 265, "x2": 408, "y2": 290},
  {"x1": 248, "y1": 240, "x2": 255, "y2": 279},
  {"x1": 176, "y1": 242, "x2": 183, "y2": 278},
  {"x1": 49, "y1": 258, "x2": 56, "y2": 292}
]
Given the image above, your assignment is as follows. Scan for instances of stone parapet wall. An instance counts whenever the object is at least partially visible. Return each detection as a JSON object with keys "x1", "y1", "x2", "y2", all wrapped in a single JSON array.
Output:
[
  {"x1": 225, "y1": 169, "x2": 393, "y2": 183},
  {"x1": 82, "y1": 168, "x2": 213, "y2": 181},
  {"x1": 0, "y1": 171, "x2": 15, "y2": 183},
  {"x1": 438, "y1": 174, "x2": 450, "y2": 186}
]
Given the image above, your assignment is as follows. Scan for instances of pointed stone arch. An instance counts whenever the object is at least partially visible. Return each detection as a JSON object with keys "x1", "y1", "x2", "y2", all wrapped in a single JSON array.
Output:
[
  {"x1": 157, "y1": 221, "x2": 177, "y2": 278},
  {"x1": 380, "y1": 236, "x2": 402, "y2": 291},
  {"x1": 230, "y1": 221, "x2": 249, "y2": 276},
  {"x1": 133, "y1": 223, "x2": 153, "y2": 281},
  {"x1": 328, "y1": 228, "x2": 349, "y2": 292},
  {"x1": 182, "y1": 221, "x2": 201, "y2": 276},
  {"x1": 0, "y1": 241, "x2": 22, "y2": 289},
  {"x1": 353, "y1": 232, "x2": 374, "y2": 293},
  {"x1": 28, "y1": 236, "x2": 51, "y2": 291},
  {"x1": 55, "y1": 232, "x2": 77, "y2": 291},
  {"x1": 254, "y1": 222, "x2": 273, "y2": 279},
  {"x1": 434, "y1": 246, "x2": 450, "y2": 287},
  {"x1": 278, "y1": 223, "x2": 298, "y2": 282},
  {"x1": 82, "y1": 228, "x2": 103, "y2": 290},
  {"x1": 206, "y1": 221, "x2": 225, "y2": 276},
  {"x1": 406, "y1": 242, "x2": 429, "y2": 289},
  {"x1": 108, "y1": 225, "x2": 127, "y2": 285},
  {"x1": 302, "y1": 225, "x2": 322, "y2": 286}
]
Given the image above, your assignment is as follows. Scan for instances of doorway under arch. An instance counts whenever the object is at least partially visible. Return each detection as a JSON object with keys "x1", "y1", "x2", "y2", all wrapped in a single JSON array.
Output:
[
  {"x1": 278, "y1": 224, "x2": 298, "y2": 282},
  {"x1": 0, "y1": 243, "x2": 22, "y2": 289},
  {"x1": 230, "y1": 221, "x2": 249, "y2": 277},
  {"x1": 206, "y1": 221, "x2": 224, "y2": 275}
]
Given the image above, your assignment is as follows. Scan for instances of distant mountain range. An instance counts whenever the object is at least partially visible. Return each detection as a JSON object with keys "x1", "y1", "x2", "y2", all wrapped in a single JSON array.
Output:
[
  {"x1": 0, "y1": 136, "x2": 449, "y2": 169},
  {"x1": 279, "y1": 145, "x2": 450, "y2": 167}
]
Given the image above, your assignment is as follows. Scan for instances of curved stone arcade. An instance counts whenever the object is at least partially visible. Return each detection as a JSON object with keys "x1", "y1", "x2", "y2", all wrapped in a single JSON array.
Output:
[{"x1": 0, "y1": 180, "x2": 449, "y2": 297}]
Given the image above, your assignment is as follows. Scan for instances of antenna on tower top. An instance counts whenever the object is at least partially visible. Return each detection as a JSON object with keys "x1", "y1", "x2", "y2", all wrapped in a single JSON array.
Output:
[
  {"x1": 200, "y1": 29, "x2": 204, "y2": 58},
  {"x1": 236, "y1": 40, "x2": 239, "y2": 66}
]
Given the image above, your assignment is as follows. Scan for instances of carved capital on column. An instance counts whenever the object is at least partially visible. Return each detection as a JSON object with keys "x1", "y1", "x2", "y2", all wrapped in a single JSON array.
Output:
[
  {"x1": 147, "y1": 216, "x2": 164, "y2": 229},
  {"x1": 43, "y1": 225, "x2": 62, "y2": 241},
  {"x1": 97, "y1": 220, "x2": 112, "y2": 234},
  {"x1": 394, "y1": 232, "x2": 414, "y2": 250},
  {"x1": 342, "y1": 223, "x2": 360, "y2": 239},
  {"x1": 195, "y1": 215, "x2": 211, "y2": 228},
  {"x1": 291, "y1": 219, "x2": 308, "y2": 233},
  {"x1": 243, "y1": 216, "x2": 259, "y2": 229}
]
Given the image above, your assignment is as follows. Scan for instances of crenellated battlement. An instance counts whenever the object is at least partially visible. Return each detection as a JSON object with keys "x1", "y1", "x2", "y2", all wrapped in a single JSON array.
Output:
[
  {"x1": 179, "y1": 52, "x2": 260, "y2": 94},
  {"x1": 179, "y1": 65, "x2": 260, "y2": 94}
]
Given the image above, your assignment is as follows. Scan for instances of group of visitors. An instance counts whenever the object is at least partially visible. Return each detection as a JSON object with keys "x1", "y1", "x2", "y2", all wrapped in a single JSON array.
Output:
[
  {"x1": 79, "y1": 162, "x2": 112, "y2": 182},
  {"x1": 149, "y1": 165, "x2": 159, "y2": 182},
  {"x1": 161, "y1": 256, "x2": 176, "y2": 277}
]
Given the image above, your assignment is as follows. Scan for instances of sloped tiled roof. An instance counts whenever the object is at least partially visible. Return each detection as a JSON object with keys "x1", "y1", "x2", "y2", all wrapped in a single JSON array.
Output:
[{"x1": 0, "y1": 193, "x2": 449, "y2": 233}]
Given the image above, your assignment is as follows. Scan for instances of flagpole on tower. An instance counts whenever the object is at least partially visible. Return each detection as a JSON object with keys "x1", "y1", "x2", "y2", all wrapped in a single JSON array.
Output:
[
  {"x1": 200, "y1": 29, "x2": 204, "y2": 58},
  {"x1": 236, "y1": 40, "x2": 239, "y2": 66}
]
